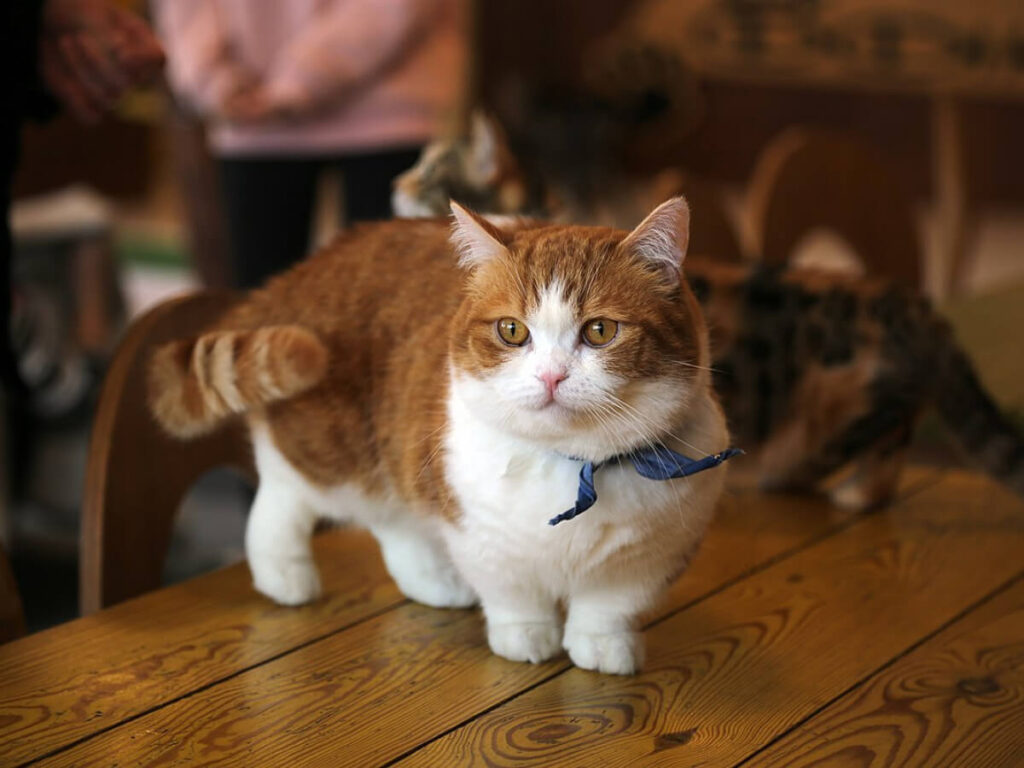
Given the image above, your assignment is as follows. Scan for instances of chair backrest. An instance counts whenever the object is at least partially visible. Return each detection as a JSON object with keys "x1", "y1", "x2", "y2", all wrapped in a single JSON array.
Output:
[
  {"x1": 80, "y1": 291, "x2": 255, "y2": 615},
  {"x1": 747, "y1": 127, "x2": 922, "y2": 287},
  {"x1": 682, "y1": 176, "x2": 744, "y2": 264}
]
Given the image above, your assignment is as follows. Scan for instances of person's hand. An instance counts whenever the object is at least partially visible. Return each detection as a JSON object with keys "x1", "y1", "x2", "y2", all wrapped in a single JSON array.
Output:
[
  {"x1": 220, "y1": 86, "x2": 278, "y2": 124},
  {"x1": 40, "y1": 0, "x2": 165, "y2": 123},
  {"x1": 220, "y1": 81, "x2": 312, "y2": 124}
]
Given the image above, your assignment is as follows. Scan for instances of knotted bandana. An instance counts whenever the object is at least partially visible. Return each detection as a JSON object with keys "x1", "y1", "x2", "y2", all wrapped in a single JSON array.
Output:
[{"x1": 548, "y1": 446, "x2": 743, "y2": 526}]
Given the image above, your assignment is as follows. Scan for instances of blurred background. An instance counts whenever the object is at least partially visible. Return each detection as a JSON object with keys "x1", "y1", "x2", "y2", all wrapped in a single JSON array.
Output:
[{"x1": 3, "y1": 0, "x2": 1024, "y2": 634}]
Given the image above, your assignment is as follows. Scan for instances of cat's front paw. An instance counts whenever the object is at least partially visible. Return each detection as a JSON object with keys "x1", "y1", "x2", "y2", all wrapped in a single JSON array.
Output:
[
  {"x1": 488, "y1": 622, "x2": 563, "y2": 664},
  {"x1": 563, "y1": 629, "x2": 644, "y2": 675},
  {"x1": 250, "y1": 555, "x2": 322, "y2": 606}
]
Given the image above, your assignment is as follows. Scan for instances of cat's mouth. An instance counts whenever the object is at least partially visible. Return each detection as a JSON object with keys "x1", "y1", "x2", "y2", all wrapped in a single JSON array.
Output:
[
  {"x1": 535, "y1": 390, "x2": 580, "y2": 414},
  {"x1": 536, "y1": 397, "x2": 572, "y2": 414}
]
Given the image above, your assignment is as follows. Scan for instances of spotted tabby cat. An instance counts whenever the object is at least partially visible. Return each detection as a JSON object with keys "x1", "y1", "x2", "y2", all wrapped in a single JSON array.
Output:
[{"x1": 393, "y1": 117, "x2": 1024, "y2": 509}]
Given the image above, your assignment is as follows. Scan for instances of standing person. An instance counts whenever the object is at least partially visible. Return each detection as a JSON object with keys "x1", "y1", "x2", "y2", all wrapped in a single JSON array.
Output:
[{"x1": 155, "y1": 0, "x2": 468, "y2": 288}]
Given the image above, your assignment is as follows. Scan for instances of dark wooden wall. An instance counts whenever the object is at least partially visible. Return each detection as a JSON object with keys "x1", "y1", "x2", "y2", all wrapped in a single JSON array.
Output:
[{"x1": 478, "y1": 0, "x2": 1024, "y2": 206}]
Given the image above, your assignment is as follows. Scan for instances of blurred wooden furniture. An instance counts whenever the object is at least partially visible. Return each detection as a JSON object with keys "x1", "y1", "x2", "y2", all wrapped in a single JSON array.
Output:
[
  {"x1": 80, "y1": 292, "x2": 255, "y2": 615},
  {"x1": 680, "y1": 175, "x2": 744, "y2": 263},
  {"x1": 3, "y1": 466, "x2": 1023, "y2": 765},
  {"x1": 0, "y1": 544, "x2": 25, "y2": 644},
  {"x1": 747, "y1": 127, "x2": 922, "y2": 286},
  {"x1": 616, "y1": 0, "x2": 1024, "y2": 297}
]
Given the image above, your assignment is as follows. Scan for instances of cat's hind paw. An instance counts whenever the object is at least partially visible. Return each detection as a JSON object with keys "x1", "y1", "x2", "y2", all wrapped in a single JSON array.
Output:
[
  {"x1": 250, "y1": 555, "x2": 323, "y2": 606},
  {"x1": 564, "y1": 629, "x2": 644, "y2": 675},
  {"x1": 488, "y1": 622, "x2": 563, "y2": 664},
  {"x1": 397, "y1": 569, "x2": 478, "y2": 609}
]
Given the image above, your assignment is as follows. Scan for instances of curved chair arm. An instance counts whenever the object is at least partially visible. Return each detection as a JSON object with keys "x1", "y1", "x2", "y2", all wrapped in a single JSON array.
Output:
[
  {"x1": 748, "y1": 127, "x2": 922, "y2": 288},
  {"x1": 80, "y1": 291, "x2": 255, "y2": 615}
]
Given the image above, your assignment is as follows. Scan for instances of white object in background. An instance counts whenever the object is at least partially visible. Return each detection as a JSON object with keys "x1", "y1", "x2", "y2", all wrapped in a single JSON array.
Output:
[{"x1": 11, "y1": 185, "x2": 113, "y2": 244}]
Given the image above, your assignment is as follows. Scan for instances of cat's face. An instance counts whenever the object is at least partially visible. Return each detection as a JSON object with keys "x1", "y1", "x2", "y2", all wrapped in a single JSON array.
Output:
[{"x1": 448, "y1": 198, "x2": 707, "y2": 461}]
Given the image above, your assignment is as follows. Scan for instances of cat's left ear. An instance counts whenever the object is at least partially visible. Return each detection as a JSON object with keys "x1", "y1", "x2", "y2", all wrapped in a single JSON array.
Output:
[
  {"x1": 620, "y1": 196, "x2": 690, "y2": 283},
  {"x1": 450, "y1": 201, "x2": 509, "y2": 269}
]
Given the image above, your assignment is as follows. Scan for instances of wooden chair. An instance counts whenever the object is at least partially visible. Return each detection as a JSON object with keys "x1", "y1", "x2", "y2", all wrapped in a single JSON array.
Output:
[
  {"x1": 80, "y1": 291, "x2": 255, "y2": 615},
  {"x1": 747, "y1": 127, "x2": 922, "y2": 287},
  {"x1": 681, "y1": 175, "x2": 744, "y2": 264}
]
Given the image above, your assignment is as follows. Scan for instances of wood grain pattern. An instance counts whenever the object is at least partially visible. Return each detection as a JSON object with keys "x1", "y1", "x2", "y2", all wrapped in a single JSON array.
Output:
[
  {"x1": 0, "y1": 529, "x2": 402, "y2": 766},
  {"x1": 747, "y1": 576, "x2": 1024, "y2": 768},
  {"x1": 397, "y1": 470, "x2": 1024, "y2": 767},
  {"x1": 26, "y1": 476, "x2": 881, "y2": 767}
]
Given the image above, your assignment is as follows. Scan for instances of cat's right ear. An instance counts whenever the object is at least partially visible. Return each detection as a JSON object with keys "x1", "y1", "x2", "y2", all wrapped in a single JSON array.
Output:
[
  {"x1": 619, "y1": 196, "x2": 690, "y2": 284},
  {"x1": 450, "y1": 201, "x2": 508, "y2": 269}
]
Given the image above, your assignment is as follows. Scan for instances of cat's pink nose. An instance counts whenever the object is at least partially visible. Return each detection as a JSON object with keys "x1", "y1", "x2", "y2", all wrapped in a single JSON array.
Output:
[{"x1": 537, "y1": 370, "x2": 567, "y2": 397}]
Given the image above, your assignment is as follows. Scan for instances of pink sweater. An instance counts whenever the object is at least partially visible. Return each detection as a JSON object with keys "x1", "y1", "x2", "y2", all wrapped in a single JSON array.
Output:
[{"x1": 154, "y1": 0, "x2": 467, "y2": 155}]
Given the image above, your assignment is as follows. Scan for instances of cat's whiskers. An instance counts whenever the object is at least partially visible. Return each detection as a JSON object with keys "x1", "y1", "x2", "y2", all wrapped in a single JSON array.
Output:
[
  {"x1": 414, "y1": 434, "x2": 449, "y2": 486},
  {"x1": 665, "y1": 359, "x2": 720, "y2": 374},
  {"x1": 582, "y1": 399, "x2": 632, "y2": 454},
  {"x1": 601, "y1": 394, "x2": 708, "y2": 502},
  {"x1": 597, "y1": 396, "x2": 698, "y2": 530},
  {"x1": 603, "y1": 390, "x2": 713, "y2": 458},
  {"x1": 412, "y1": 420, "x2": 449, "y2": 449}
]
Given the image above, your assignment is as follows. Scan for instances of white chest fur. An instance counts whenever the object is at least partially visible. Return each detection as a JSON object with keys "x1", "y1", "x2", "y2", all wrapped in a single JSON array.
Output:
[{"x1": 441, "y1": 389, "x2": 729, "y2": 602}]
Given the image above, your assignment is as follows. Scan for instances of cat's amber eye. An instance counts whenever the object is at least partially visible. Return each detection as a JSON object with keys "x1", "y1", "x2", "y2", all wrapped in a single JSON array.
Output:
[
  {"x1": 496, "y1": 317, "x2": 530, "y2": 346},
  {"x1": 581, "y1": 318, "x2": 619, "y2": 347}
]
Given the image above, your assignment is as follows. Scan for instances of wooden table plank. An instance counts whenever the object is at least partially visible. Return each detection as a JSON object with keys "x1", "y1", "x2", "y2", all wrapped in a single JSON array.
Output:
[
  {"x1": 0, "y1": 529, "x2": 403, "y2": 766},
  {"x1": 397, "y1": 469, "x2": 1024, "y2": 768},
  {"x1": 745, "y1": 574, "x2": 1024, "y2": 768},
  {"x1": 26, "y1": 471, "x2": 904, "y2": 768}
]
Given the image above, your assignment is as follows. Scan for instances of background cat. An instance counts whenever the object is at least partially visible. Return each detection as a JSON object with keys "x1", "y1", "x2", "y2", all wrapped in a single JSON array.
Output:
[
  {"x1": 392, "y1": 115, "x2": 1024, "y2": 509},
  {"x1": 149, "y1": 199, "x2": 731, "y2": 675}
]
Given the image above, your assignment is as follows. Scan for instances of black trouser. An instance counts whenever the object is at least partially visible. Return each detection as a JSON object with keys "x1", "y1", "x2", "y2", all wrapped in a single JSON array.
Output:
[{"x1": 219, "y1": 147, "x2": 421, "y2": 289}]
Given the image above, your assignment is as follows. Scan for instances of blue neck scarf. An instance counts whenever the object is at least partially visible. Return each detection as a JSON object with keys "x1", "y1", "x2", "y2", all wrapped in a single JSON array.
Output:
[{"x1": 549, "y1": 446, "x2": 743, "y2": 526}]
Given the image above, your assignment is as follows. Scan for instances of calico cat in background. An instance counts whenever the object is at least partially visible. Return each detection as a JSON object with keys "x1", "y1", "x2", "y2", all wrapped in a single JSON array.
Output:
[
  {"x1": 392, "y1": 113, "x2": 538, "y2": 220},
  {"x1": 149, "y1": 198, "x2": 732, "y2": 675},
  {"x1": 392, "y1": 112, "x2": 685, "y2": 231},
  {"x1": 393, "y1": 117, "x2": 1024, "y2": 509}
]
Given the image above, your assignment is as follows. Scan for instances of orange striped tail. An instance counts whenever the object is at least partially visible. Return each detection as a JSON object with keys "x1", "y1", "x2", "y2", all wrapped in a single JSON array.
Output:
[{"x1": 148, "y1": 325, "x2": 328, "y2": 438}]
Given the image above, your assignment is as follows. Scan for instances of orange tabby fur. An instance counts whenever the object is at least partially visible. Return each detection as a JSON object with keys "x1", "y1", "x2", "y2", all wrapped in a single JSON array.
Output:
[
  {"x1": 148, "y1": 201, "x2": 735, "y2": 674},
  {"x1": 150, "y1": 216, "x2": 710, "y2": 505}
]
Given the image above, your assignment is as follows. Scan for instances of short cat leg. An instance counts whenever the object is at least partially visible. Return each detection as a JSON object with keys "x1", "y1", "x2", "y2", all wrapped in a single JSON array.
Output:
[
  {"x1": 370, "y1": 520, "x2": 477, "y2": 609},
  {"x1": 245, "y1": 480, "x2": 322, "y2": 606},
  {"x1": 478, "y1": 586, "x2": 562, "y2": 664},
  {"x1": 564, "y1": 586, "x2": 651, "y2": 675},
  {"x1": 759, "y1": 409, "x2": 914, "y2": 500},
  {"x1": 830, "y1": 428, "x2": 911, "y2": 511}
]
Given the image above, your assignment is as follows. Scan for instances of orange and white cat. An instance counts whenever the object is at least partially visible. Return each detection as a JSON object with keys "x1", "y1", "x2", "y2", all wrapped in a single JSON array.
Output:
[{"x1": 149, "y1": 198, "x2": 730, "y2": 674}]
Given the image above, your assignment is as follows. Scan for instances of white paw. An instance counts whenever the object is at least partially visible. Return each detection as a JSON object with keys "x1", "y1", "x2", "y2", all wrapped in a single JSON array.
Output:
[
  {"x1": 828, "y1": 479, "x2": 867, "y2": 510},
  {"x1": 488, "y1": 622, "x2": 563, "y2": 664},
  {"x1": 396, "y1": 567, "x2": 478, "y2": 609},
  {"x1": 375, "y1": 527, "x2": 479, "y2": 609},
  {"x1": 830, "y1": 480, "x2": 891, "y2": 512},
  {"x1": 564, "y1": 629, "x2": 644, "y2": 675},
  {"x1": 250, "y1": 555, "x2": 322, "y2": 606}
]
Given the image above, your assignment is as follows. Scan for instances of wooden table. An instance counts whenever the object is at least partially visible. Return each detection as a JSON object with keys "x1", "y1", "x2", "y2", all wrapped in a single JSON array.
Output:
[{"x1": 3, "y1": 467, "x2": 1023, "y2": 767}]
